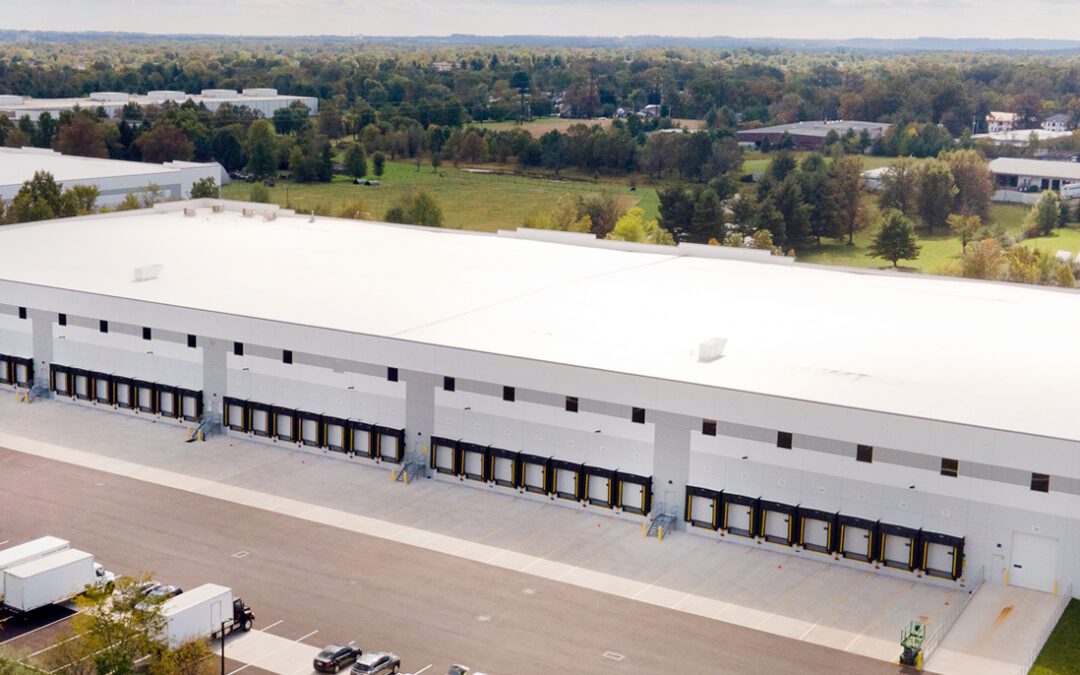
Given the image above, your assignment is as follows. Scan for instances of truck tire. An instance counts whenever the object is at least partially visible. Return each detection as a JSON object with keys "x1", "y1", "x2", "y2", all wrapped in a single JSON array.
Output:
[{"x1": 242, "y1": 618, "x2": 253, "y2": 632}]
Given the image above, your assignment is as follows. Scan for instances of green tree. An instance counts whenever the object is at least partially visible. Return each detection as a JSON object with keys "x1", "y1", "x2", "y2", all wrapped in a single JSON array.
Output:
[
  {"x1": 878, "y1": 156, "x2": 919, "y2": 220},
  {"x1": 947, "y1": 213, "x2": 982, "y2": 253},
  {"x1": 831, "y1": 155, "x2": 865, "y2": 244},
  {"x1": 249, "y1": 183, "x2": 271, "y2": 203},
  {"x1": 115, "y1": 193, "x2": 142, "y2": 211},
  {"x1": 688, "y1": 188, "x2": 725, "y2": 243},
  {"x1": 189, "y1": 177, "x2": 219, "y2": 199},
  {"x1": 773, "y1": 173, "x2": 812, "y2": 249},
  {"x1": 245, "y1": 120, "x2": 278, "y2": 180},
  {"x1": 10, "y1": 171, "x2": 70, "y2": 222},
  {"x1": 344, "y1": 143, "x2": 367, "y2": 180},
  {"x1": 607, "y1": 206, "x2": 675, "y2": 245},
  {"x1": 943, "y1": 149, "x2": 994, "y2": 221},
  {"x1": 372, "y1": 152, "x2": 386, "y2": 178},
  {"x1": 56, "y1": 115, "x2": 108, "y2": 158},
  {"x1": 960, "y1": 238, "x2": 1004, "y2": 280},
  {"x1": 385, "y1": 190, "x2": 443, "y2": 227},
  {"x1": 1027, "y1": 190, "x2": 1062, "y2": 236},
  {"x1": 135, "y1": 126, "x2": 195, "y2": 164},
  {"x1": 67, "y1": 184, "x2": 99, "y2": 214},
  {"x1": 870, "y1": 209, "x2": 921, "y2": 267},
  {"x1": 916, "y1": 159, "x2": 957, "y2": 234}
]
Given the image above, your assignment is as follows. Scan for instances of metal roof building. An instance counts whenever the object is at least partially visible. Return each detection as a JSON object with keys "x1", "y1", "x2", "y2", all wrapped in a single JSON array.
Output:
[
  {"x1": 0, "y1": 89, "x2": 318, "y2": 122},
  {"x1": 737, "y1": 120, "x2": 891, "y2": 151},
  {"x1": 0, "y1": 147, "x2": 226, "y2": 207},
  {"x1": 989, "y1": 157, "x2": 1080, "y2": 192},
  {"x1": 0, "y1": 199, "x2": 1077, "y2": 602}
]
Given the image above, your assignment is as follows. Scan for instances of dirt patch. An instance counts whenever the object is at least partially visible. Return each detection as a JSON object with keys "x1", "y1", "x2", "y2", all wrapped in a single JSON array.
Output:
[{"x1": 996, "y1": 605, "x2": 1015, "y2": 622}]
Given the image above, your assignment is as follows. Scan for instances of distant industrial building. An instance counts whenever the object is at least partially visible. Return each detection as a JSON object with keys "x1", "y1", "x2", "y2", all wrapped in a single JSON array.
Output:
[
  {"x1": 989, "y1": 157, "x2": 1080, "y2": 194},
  {"x1": 974, "y1": 129, "x2": 1073, "y2": 147},
  {"x1": 736, "y1": 120, "x2": 890, "y2": 151},
  {"x1": 0, "y1": 147, "x2": 226, "y2": 207},
  {"x1": 0, "y1": 89, "x2": 318, "y2": 122}
]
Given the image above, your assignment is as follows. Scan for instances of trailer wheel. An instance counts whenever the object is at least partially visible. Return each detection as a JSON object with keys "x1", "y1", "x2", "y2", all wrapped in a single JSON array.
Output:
[{"x1": 242, "y1": 618, "x2": 253, "y2": 632}]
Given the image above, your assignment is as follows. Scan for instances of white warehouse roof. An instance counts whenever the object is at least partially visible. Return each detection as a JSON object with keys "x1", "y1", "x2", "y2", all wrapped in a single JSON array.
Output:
[
  {"x1": 989, "y1": 157, "x2": 1080, "y2": 181},
  {"x1": 0, "y1": 89, "x2": 318, "y2": 122},
  {"x1": 0, "y1": 147, "x2": 226, "y2": 207},
  {"x1": 0, "y1": 200, "x2": 1077, "y2": 442}
]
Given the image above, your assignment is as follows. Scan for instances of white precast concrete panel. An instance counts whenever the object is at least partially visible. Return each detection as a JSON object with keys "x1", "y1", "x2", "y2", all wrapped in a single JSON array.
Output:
[{"x1": 1, "y1": 202, "x2": 1080, "y2": 443}]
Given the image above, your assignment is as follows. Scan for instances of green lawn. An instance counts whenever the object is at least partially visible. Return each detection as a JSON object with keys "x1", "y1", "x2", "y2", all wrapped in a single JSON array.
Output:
[
  {"x1": 222, "y1": 161, "x2": 656, "y2": 232},
  {"x1": 742, "y1": 151, "x2": 899, "y2": 176},
  {"x1": 1031, "y1": 600, "x2": 1080, "y2": 675}
]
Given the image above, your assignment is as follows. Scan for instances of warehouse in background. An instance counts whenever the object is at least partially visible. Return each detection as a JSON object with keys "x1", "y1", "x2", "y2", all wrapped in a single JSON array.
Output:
[
  {"x1": 736, "y1": 120, "x2": 891, "y2": 150},
  {"x1": 0, "y1": 199, "x2": 1078, "y2": 604},
  {"x1": 0, "y1": 147, "x2": 226, "y2": 207},
  {"x1": 0, "y1": 89, "x2": 318, "y2": 122}
]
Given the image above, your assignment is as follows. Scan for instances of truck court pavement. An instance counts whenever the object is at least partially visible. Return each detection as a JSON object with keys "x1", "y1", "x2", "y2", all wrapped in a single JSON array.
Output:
[{"x1": 0, "y1": 395, "x2": 1048, "y2": 674}]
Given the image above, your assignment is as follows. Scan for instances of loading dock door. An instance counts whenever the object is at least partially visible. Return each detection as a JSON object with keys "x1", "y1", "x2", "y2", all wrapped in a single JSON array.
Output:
[
  {"x1": 1009, "y1": 532, "x2": 1058, "y2": 593},
  {"x1": 325, "y1": 422, "x2": 346, "y2": 452},
  {"x1": 94, "y1": 377, "x2": 110, "y2": 403},
  {"x1": 226, "y1": 401, "x2": 246, "y2": 431},
  {"x1": 554, "y1": 467, "x2": 578, "y2": 500},
  {"x1": 301, "y1": 417, "x2": 320, "y2": 446},
  {"x1": 181, "y1": 394, "x2": 198, "y2": 421},
  {"x1": 462, "y1": 446, "x2": 485, "y2": 480},
  {"x1": 689, "y1": 495, "x2": 716, "y2": 528},
  {"x1": 763, "y1": 511, "x2": 791, "y2": 544},
  {"x1": 115, "y1": 381, "x2": 132, "y2": 407},
  {"x1": 377, "y1": 432, "x2": 403, "y2": 462},
  {"x1": 137, "y1": 386, "x2": 154, "y2": 411},
  {"x1": 620, "y1": 480, "x2": 646, "y2": 514},
  {"x1": 492, "y1": 455, "x2": 515, "y2": 487},
  {"x1": 522, "y1": 458, "x2": 547, "y2": 494},
  {"x1": 352, "y1": 428, "x2": 372, "y2": 456},
  {"x1": 14, "y1": 362, "x2": 30, "y2": 386},
  {"x1": 802, "y1": 518, "x2": 831, "y2": 553},
  {"x1": 883, "y1": 533, "x2": 916, "y2": 570},
  {"x1": 842, "y1": 524, "x2": 874, "y2": 561},
  {"x1": 726, "y1": 503, "x2": 754, "y2": 537},
  {"x1": 159, "y1": 391, "x2": 176, "y2": 417},
  {"x1": 251, "y1": 408, "x2": 270, "y2": 436},
  {"x1": 54, "y1": 370, "x2": 70, "y2": 395},
  {"x1": 587, "y1": 474, "x2": 612, "y2": 506},
  {"x1": 433, "y1": 441, "x2": 458, "y2": 474},
  {"x1": 275, "y1": 412, "x2": 294, "y2": 440},
  {"x1": 74, "y1": 373, "x2": 90, "y2": 398}
]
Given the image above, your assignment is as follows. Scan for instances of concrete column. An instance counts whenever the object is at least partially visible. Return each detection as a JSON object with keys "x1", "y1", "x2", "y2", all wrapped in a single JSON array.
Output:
[
  {"x1": 200, "y1": 337, "x2": 228, "y2": 427},
  {"x1": 28, "y1": 309, "x2": 53, "y2": 393},
  {"x1": 652, "y1": 411, "x2": 692, "y2": 530},
  {"x1": 404, "y1": 376, "x2": 435, "y2": 471}
]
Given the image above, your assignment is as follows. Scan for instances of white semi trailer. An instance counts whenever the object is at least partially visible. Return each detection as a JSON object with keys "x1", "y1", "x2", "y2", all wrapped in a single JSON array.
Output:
[
  {"x1": 0, "y1": 536, "x2": 70, "y2": 599},
  {"x1": 160, "y1": 583, "x2": 254, "y2": 648},
  {"x1": 1, "y1": 548, "x2": 113, "y2": 613}
]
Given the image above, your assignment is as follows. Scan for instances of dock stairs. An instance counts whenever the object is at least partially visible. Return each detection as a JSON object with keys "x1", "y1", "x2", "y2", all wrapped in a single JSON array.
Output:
[
  {"x1": 645, "y1": 512, "x2": 677, "y2": 540},
  {"x1": 394, "y1": 459, "x2": 426, "y2": 484}
]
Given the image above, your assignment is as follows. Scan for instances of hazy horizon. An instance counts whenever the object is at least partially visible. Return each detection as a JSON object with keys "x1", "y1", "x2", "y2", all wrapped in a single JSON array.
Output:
[{"x1": 5, "y1": 0, "x2": 1080, "y2": 42}]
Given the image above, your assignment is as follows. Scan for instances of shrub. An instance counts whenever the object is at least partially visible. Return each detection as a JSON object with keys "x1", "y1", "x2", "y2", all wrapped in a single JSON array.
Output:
[{"x1": 249, "y1": 183, "x2": 271, "y2": 203}]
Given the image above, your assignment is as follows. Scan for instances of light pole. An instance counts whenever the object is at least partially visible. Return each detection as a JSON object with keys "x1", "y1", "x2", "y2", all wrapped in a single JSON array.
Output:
[{"x1": 220, "y1": 621, "x2": 226, "y2": 675}]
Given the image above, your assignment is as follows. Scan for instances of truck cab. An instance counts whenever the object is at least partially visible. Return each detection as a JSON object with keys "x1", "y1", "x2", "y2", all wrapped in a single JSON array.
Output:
[{"x1": 232, "y1": 597, "x2": 254, "y2": 631}]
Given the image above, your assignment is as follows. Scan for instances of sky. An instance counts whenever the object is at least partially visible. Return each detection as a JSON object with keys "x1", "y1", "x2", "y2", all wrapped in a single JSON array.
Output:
[{"x1": 5, "y1": 0, "x2": 1080, "y2": 40}]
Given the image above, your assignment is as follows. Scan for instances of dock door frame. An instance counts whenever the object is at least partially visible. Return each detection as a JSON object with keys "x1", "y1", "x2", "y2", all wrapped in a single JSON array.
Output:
[
  {"x1": 348, "y1": 420, "x2": 375, "y2": 457},
  {"x1": 759, "y1": 500, "x2": 799, "y2": 546},
  {"x1": 583, "y1": 465, "x2": 616, "y2": 509},
  {"x1": 223, "y1": 397, "x2": 248, "y2": 432},
  {"x1": 615, "y1": 471, "x2": 651, "y2": 515},
  {"x1": 550, "y1": 459, "x2": 583, "y2": 502},
  {"x1": 298, "y1": 410, "x2": 323, "y2": 447},
  {"x1": 722, "y1": 493, "x2": 760, "y2": 539},
  {"x1": 488, "y1": 447, "x2": 520, "y2": 488},
  {"x1": 519, "y1": 453, "x2": 551, "y2": 495},
  {"x1": 460, "y1": 441, "x2": 489, "y2": 481},
  {"x1": 685, "y1": 485, "x2": 721, "y2": 530},
  {"x1": 879, "y1": 523, "x2": 922, "y2": 572},
  {"x1": 838, "y1": 515, "x2": 880, "y2": 563},
  {"x1": 373, "y1": 426, "x2": 405, "y2": 463},
  {"x1": 322, "y1": 415, "x2": 349, "y2": 453},
  {"x1": 920, "y1": 531, "x2": 965, "y2": 580},
  {"x1": 431, "y1": 436, "x2": 462, "y2": 475},
  {"x1": 798, "y1": 508, "x2": 838, "y2": 555}
]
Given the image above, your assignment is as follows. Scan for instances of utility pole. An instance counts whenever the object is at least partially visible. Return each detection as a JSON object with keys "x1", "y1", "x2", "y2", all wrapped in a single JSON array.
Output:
[{"x1": 221, "y1": 621, "x2": 226, "y2": 675}]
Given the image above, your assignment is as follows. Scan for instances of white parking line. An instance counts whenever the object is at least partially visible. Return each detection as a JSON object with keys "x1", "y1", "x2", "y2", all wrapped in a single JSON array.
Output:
[
  {"x1": 29, "y1": 632, "x2": 81, "y2": 657},
  {"x1": 262, "y1": 619, "x2": 284, "y2": 633},
  {"x1": 0, "y1": 540, "x2": 9, "y2": 546},
  {"x1": 226, "y1": 630, "x2": 319, "y2": 675},
  {"x1": 412, "y1": 666, "x2": 431, "y2": 675},
  {"x1": 0, "y1": 611, "x2": 79, "y2": 646}
]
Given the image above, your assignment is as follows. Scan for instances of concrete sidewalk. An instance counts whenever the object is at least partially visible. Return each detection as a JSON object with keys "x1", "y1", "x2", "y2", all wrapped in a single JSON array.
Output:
[{"x1": 0, "y1": 394, "x2": 1056, "y2": 672}]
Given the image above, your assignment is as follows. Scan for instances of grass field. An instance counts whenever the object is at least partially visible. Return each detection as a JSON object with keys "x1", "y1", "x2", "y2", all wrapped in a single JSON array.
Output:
[
  {"x1": 222, "y1": 160, "x2": 657, "y2": 231},
  {"x1": 1031, "y1": 600, "x2": 1080, "y2": 675},
  {"x1": 743, "y1": 151, "x2": 898, "y2": 176},
  {"x1": 474, "y1": 116, "x2": 704, "y2": 137}
]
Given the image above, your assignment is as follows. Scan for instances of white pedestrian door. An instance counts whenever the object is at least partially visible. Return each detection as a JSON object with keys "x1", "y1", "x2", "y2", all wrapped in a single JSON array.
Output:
[{"x1": 1010, "y1": 532, "x2": 1058, "y2": 593}]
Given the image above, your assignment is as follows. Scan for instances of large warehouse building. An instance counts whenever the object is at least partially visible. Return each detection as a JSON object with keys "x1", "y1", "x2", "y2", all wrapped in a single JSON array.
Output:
[
  {"x1": 0, "y1": 88, "x2": 318, "y2": 122},
  {"x1": 737, "y1": 120, "x2": 891, "y2": 150},
  {"x1": 0, "y1": 199, "x2": 1078, "y2": 602},
  {"x1": 0, "y1": 147, "x2": 226, "y2": 207}
]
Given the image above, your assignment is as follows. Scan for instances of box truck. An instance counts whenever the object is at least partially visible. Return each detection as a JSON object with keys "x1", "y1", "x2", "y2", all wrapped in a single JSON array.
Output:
[
  {"x1": 1, "y1": 548, "x2": 114, "y2": 613},
  {"x1": 160, "y1": 584, "x2": 254, "y2": 648},
  {"x1": 0, "y1": 536, "x2": 70, "y2": 600}
]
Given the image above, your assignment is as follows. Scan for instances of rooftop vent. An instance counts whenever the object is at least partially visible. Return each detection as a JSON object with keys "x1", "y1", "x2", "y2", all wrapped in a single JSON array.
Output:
[
  {"x1": 697, "y1": 337, "x2": 727, "y2": 363},
  {"x1": 263, "y1": 212, "x2": 277, "y2": 222},
  {"x1": 183, "y1": 208, "x2": 197, "y2": 217},
  {"x1": 242, "y1": 208, "x2": 255, "y2": 217},
  {"x1": 133, "y1": 264, "x2": 164, "y2": 283},
  {"x1": 212, "y1": 204, "x2": 225, "y2": 213}
]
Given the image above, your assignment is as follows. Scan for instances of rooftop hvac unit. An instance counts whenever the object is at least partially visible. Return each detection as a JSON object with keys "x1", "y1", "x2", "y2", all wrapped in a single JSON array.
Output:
[
  {"x1": 263, "y1": 212, "x2": 277, "y2": 222},
  {"x1": 89, "y1": 92, "x2": 130, "y2": 102},
  {"x1": 241, "y1": 88, "x2": 278, "y2": 97},
  {"x1": 212, "y1": 204, "x2": 225, "y2": 213},
  {"x1": 133, "y1": 264, "x2": 163, "y2": 282},
  {"x1": 242, "y1": 208, "x2": 255, "y2": 217},
  {"x1": 200, "y1": 89, "x2": 237, "y2": 99},
  {"x1": 183, "y1": 208, "x2": 197, "y2": 217},
  {"x1": 147, "y1": 90, "x2": 187, "y2": 101},
  {"x1": 697, "y1": 337, "x2": 727, "y2": 363}
]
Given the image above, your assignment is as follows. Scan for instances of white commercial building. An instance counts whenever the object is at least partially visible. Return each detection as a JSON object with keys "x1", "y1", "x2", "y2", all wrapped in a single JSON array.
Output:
[
  {"x1": 0, "y1": 89, "x2": 318, "y2": 122},
  {"x1": 1, "y1": 200, "x2": 1078, "y2": 603},
  {"x1": 989, "y1": 156, "x2": 1080, "y2": 193},
  {"x1": 0, "y1": 147, "x2": 226, "y2": 207}
]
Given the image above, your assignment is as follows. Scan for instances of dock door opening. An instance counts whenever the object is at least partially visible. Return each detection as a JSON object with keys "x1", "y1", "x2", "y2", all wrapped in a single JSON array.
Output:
[
  {"x1": 839, "y1": 515, "x2": 879, "y2": 563},
  {"x1": 349, "y1": 420, "x2": 374, "y2": 457},
  {"x1": 92, "y1": 372, "x2": 112, "y2": 405},
  {"x1": 273, "y1": 407, "x2": 297, "y2": 442},
  {"x1": 551, "y1": 460, "x2": 583, "y2": 501},
  {"x1": 156, "y1": 384, "x2": 179, "y2": 418},
  {"x1": 879, "y1": 523, "x2": 921, "y2": 571},
  {"x1": 72, "y1": 368, "x2": 91, "y2": 400},
  {"x1": 583, "y1": 466, "x2": 615, "y2": 508},
  {"x1": 113, "y1": 376, "x2": 134, "y2": 409},
  {"x1": 50, "y1": 364, "x2": 71, "y2": 396},
  {"x1": 722, "y1": 493, "x2": 759, "y2": 539},
  {"x1": 520, "y1": 453, "x2": 551, "y2": 495},
  {"x1": 920, "y1": 531, "x2": 965, "y2": 580},
  {"x1": 760, "y1": 500, "x2": 798, "y2": 546},
  {"x1": 0, "y1": 355, "x2": 11, "y2": 385},
  {"x1": 431, "y1": 436, "x2": 461, "y2": 475},
  {"x1": 299, "y1": 411, "x2": 323, "y2": 447},
  {"x1": 224, "y1": 397, "x2": 248, "y2": 432},
  {"x1": 249, "y1": 402, "x2": 273, "y2": 437},
  {"x1": 374, "y1": 427, "x2": 404, "y2": 463},
  {"x1": 461, "y1": 442, "x2": 488, "y2": 481},
  {"x1": 685, "y1": 485, "x2": 721, "y2": 530},
  {"x1": 134, "y1": 380, "x2": 156, "y2": 413},
  {"x1": 323, "y1": 416, "x2": 348, "y2": 453},
  {"x1": 179, "y1": 389, "x2": 203, "y2": 422},
  {"x1": 798, "y1": 508, "x2": 837, "y2": 554},
  {"x1": 13, "y1": 357, "x2": 32, "y2": 387},
  {"x1": 616, "y1": 472, "x2": 651, "y2": 515},
  {"x1": 489, "y1": 447, "x2": 519, "y2": 488}
]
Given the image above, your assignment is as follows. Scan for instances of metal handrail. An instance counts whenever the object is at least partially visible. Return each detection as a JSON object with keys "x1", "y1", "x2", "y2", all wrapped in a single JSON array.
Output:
[
  {"x1": 1018, "y1": 582, "x2": 1073, "y2": 674},
  {"x1": 921, "y1": 564, "x2": 985, "y2": 661}
]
